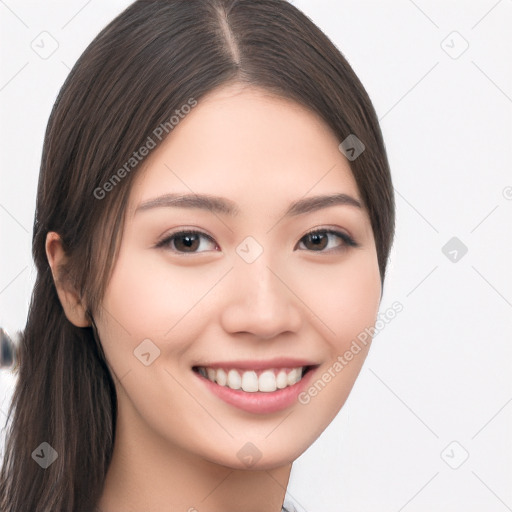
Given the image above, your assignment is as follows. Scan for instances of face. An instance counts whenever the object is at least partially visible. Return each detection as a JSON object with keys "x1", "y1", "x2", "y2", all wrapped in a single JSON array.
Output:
[{"x1": 94, "y1": 83, "x2": 381, "y2": 470}]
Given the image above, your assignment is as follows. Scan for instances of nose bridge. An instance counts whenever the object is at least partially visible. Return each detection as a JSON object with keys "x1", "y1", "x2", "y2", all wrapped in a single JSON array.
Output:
[
  {"x1": 220, "y1": 247, "x2": 302, "y2": 338},
  {"x1": 235, "y1": 234, "x2": 281, "y2": 297},
  {"x1": 238, "y1": 252, "x2": 286, "y2": 314},
  {"x1": 245, "y1": 257, "x2": 282, "y2": 307}
]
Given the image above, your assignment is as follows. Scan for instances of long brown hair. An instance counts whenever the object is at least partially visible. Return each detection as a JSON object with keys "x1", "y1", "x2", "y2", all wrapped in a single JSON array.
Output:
[{"x1": 0, "y1": 1, "x2": 395, "y2": 510}]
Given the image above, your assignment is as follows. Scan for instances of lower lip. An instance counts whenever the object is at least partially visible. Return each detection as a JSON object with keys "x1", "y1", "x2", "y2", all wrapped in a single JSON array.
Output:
[{"x1": 195, "y1": 367, "x2": 317, "y2": 414}]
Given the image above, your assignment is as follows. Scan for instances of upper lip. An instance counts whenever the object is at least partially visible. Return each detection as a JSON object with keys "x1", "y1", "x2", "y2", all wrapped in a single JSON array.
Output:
[{"x1": 193, "y1": 358, "x2": 319, "y2": 371}]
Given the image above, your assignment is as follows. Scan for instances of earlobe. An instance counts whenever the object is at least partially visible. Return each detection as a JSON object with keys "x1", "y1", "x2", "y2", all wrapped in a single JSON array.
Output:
[{"x1": 45, "y1": 232, "x2": 91, "y2": 328}]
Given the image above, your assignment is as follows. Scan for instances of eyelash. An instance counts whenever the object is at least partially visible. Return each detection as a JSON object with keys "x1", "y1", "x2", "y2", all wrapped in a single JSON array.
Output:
[
  {"x1": 299, "y1": 228, "x2": 359, "y2": 251},
  {"x1": 155, "y1": 228, "x2": 359, "y2": 254}
]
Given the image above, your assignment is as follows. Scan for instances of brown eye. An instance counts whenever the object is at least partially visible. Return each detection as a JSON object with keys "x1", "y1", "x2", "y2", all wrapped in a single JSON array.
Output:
[
  {"x1": 157, "y1": 230, "x2": 218, "y2": 253},
  {"x1": 297, "y1": 229, "x2": 358, "y2": 252},
  {"x1": 302, "y1": 232, "x2": 328, "y2": 251},
  {"x1": 174, "y1": 233, "x2": 201, "y2": 252}
]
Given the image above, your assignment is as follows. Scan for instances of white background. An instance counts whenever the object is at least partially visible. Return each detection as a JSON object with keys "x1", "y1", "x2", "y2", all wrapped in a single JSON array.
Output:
[{"x1": 1, "y1": 1, "x2": 511, "y2": 511}]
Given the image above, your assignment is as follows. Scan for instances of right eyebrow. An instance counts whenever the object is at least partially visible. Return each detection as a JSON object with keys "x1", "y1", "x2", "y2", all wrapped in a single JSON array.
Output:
[{"x1": 135, "y1": 193, "x2": 240, "y2": 216}]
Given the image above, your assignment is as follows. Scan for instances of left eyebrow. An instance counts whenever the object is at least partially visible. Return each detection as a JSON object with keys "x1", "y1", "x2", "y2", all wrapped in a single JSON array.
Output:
[
  {"x1": 134, "y1": 192, "x2": 362, "y2": 217},
  {"x1": 284, "y1": 193, "x2": 362, "y2": 216}
]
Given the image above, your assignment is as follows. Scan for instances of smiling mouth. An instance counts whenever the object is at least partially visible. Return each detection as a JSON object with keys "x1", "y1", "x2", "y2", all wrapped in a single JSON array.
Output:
[{"x1": 192, "y1": 365, "x2": 315, "y2": 393}]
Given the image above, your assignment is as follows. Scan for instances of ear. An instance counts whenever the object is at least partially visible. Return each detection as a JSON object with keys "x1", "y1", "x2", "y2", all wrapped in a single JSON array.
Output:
[{"x1": 45, "y1": 232, "x2": 91, "y2": 328}]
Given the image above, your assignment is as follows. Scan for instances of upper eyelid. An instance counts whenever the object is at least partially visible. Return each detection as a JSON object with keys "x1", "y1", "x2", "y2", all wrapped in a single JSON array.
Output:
[
  {"x1": 298, "y1": 228, "x2": 358, "y2": 248},
  {"x1": 302, "y1": 226, "x2": 352, "y2": 239},
  {"x1": 156, "y1": 227, "x2": 215, "y2": 244},
  {"x1": 294, "y1": 225, "x2": 358, "y2": 247}
]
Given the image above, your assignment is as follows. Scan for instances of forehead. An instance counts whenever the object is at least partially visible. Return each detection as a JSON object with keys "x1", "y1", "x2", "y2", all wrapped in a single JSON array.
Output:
[{"x1": 128, "y1": 83, "x2": 362, "y2": 214}]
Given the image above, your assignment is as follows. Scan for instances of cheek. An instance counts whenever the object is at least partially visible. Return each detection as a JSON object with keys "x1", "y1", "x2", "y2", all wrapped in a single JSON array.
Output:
[
  {"x1": 95, "y1": 247, "x2": 231, "y2": 382},
  {"x1": 291, "y1": 249, "x2": 381, "y2": 344},
  {"x1": 288, "y1": 249, "x2": 380, "y2": 418},
  {"x1": 100, "y1": 249, "x2": 222, "y2": 338}
]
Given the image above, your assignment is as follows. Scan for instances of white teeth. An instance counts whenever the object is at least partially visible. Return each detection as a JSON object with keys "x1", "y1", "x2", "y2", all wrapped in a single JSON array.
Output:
[
  {"x1": 259, "y1": 370, "x2": 277, "y2": 392},
  {"x1": 227, "y1": 369, "x2": 241, "y2": 389},
  {"x1": 198, "y1": 366, "x2": 306, "y2": 392},
  {"x1": 216, "y1": 368, "x2": 227, "y2": 386},
  {"x1": 276, "y1": 370, "x2": 288, "y2": 389},
  {"x1": 241, "y1": 371, "x2": 259, "y2": 392},
  {"x1": 287, "y1": 368, "x2": 302, "y2": 386}
]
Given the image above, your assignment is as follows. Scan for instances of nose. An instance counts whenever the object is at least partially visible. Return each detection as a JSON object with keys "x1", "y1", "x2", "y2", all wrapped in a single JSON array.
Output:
[{"x1": 219, "y1": 256, "x2": 303, "y2": 339}]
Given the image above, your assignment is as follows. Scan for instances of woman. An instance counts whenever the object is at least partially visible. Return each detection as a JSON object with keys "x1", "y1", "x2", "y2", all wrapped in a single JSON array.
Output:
[{"x1": 0, "y1": 1, "x2": 395, "y2": 510}]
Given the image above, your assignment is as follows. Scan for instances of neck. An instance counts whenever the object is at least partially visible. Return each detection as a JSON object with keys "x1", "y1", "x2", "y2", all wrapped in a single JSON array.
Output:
[{"x1": 96, "y1": 400, "x2": 292, "y2": 512}]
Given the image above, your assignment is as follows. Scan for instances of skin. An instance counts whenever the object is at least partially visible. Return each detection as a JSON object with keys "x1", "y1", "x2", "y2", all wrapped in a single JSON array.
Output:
[{"x1": 46, "y1": 82, "x2": 382, "y2": 512}]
